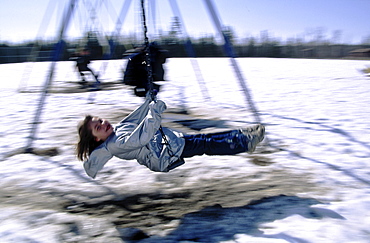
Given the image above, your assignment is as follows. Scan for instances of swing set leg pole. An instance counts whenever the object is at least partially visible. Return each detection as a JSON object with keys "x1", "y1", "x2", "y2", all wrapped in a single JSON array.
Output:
[
  {"x1": 204, "y1": 0, "x2": 270, "y2": 147},
  {"x1": 25, "y1": 0, "x2": 77, "y2": 152}
]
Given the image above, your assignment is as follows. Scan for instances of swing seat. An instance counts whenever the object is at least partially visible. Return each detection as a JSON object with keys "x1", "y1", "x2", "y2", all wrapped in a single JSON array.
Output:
[
  {"x1": 134, "y1": 83, "x2": 160, "y2": 97},
  {"x1": 167, "y1": 157, "x2": 185, "y2": 171},
  {"x1": 123, "y1": 51, "x2": 148, "y2": 87},
  {"x1": 123, "y1": 43, "x2": 167, "y2": 97}
]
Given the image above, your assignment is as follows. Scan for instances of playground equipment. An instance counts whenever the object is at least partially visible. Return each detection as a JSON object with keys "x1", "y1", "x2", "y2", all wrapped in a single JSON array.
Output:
[{"x1": 24, "y1": 0, "x2": 265, "y2": 154}]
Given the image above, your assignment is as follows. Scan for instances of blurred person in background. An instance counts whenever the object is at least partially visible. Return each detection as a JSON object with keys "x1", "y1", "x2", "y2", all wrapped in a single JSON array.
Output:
[{"x1": 70, "y1": 48, "x2": 100, "y2": 90}]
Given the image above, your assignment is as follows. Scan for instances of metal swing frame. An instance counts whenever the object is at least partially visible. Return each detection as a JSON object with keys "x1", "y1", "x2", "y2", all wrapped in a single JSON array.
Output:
[{"x1": 25, "y1": 0, "x2": 265, "y2": 153}]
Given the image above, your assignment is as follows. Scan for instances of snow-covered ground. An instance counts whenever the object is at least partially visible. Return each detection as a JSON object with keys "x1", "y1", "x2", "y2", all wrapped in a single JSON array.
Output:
[{"x1": 0, "y1": 57, "x2": 370, "y2": 242}]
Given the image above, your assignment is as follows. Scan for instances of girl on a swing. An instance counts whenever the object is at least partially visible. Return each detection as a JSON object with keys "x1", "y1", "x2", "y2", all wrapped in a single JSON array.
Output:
[{"x1": 77, "y1": 93, "x2": 265, "y2": 179}]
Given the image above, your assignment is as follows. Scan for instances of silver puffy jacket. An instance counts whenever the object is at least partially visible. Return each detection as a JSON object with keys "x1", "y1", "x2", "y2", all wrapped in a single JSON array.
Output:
[{"x1": 83, "y1": 98, "x2": 185, "y2": 178}]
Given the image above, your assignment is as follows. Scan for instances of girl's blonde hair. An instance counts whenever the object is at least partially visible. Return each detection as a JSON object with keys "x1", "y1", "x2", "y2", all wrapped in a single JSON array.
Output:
[{"x1": 76, "y1": 115, "x2": 103, "y2": 161}]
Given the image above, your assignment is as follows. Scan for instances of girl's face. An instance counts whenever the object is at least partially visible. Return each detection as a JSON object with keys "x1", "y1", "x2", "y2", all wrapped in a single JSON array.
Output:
[{"x1": 89, "y1": 117, "x2": 114, "y2": 141}]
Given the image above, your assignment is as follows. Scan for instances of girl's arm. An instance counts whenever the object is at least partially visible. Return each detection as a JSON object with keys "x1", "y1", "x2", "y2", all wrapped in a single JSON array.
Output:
[
  {"x1": 115, "y1": 100, "x2": 166, "y2": 150},
  {"x1": 119, "y1": 96, "x2": 151, "y2": 125},
  {"x1": 83, "y1": 144, "x2": 113, "y2": 179}
]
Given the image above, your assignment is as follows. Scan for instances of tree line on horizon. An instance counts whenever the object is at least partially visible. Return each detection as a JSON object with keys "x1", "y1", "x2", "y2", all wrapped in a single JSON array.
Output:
[{"x1": 1, "y1": 21, "x2": 370, "y2": 64}]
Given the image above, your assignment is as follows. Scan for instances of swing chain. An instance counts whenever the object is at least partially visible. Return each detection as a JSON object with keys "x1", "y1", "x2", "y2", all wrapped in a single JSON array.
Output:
[
  {"x1": 140, "y1": 0, "x2": 155, "y2": 100},
  {"x1": 140, "y1": 0, "x2": 178, "y2": 160}
]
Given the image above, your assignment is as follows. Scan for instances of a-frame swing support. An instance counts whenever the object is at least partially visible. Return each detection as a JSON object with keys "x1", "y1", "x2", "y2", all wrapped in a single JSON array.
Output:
[
  {"x1": 24, "y1": 0, "x2": 132, "y2": 152},
  {"x1": 25, "y1": 0, "x2": 78, "y2": 152},
  {"x1": 166, "y1": 0, "x2": 263, "y2": 126},
  {"x1": 24, "y1": 0, "x2": 120, "y2": 152},
  {"x1": 203, "y1": 0, "x2": 263, "y2": 125}
]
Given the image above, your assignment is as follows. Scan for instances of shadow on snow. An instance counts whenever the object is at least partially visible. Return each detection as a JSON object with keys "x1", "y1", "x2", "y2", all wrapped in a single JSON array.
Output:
[{"x1": 127, "y1": 195, "x2": 345, "y2": 243}]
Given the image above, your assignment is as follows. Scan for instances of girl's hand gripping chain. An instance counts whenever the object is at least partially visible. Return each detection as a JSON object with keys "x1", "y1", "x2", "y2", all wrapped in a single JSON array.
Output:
[{"x1": 146, "y1": 89, "x2": 157, "y2": 102}]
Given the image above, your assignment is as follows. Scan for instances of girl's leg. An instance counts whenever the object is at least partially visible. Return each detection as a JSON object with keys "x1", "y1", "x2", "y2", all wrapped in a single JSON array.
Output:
[
  {"x1": 181, "y1": 125, "x2": 265, "y2": 158},
  {"x1": 188, "y1": 130, "x2": 239, "y2": 140},
  {"x1": 181, "y1": 130, "x2": 246, "y2": 158}
]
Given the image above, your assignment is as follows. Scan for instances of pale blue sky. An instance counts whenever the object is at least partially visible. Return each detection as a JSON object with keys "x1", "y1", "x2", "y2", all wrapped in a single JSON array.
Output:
[{"x1": 0, "y1": 0, "x2": 369, "y2": 44}]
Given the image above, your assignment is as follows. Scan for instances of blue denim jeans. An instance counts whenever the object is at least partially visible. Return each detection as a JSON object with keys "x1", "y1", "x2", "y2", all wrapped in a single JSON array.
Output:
[{"x1": 181, "y1": 130, "x2": 246, "y2": 158}]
